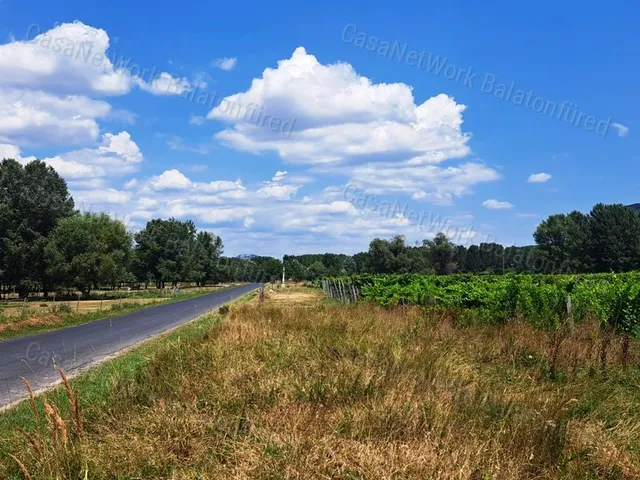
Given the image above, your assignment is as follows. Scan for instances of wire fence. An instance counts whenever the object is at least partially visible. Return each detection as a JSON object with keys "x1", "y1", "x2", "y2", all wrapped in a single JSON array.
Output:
[{"x1": 320, "y1": 278, "x2": 361, "y2": 303}]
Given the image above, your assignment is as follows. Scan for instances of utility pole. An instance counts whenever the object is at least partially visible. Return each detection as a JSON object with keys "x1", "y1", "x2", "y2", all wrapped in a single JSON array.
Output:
[{"x1": 282, "y1": 256, "x2": 286, "y2": 286}]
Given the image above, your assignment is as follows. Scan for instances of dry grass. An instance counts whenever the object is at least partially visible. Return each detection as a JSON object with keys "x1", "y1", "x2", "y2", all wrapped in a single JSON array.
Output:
[
  {"x1": 0, "y1": 314, "x2": 64, "y2": 334},
  {"x1": 0, "y1": 297, "x2": 165, "y2": 317},
  {"x1": 3, "y1": 288, "x2": 640, "y2": 479},
  {"x1": 262, "y1": 284, "x2": 323, "y2": 307}
]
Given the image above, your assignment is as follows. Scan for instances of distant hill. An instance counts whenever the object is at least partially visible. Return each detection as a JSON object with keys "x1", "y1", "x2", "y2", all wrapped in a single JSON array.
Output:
[{"x1": 628, "y1": 204, "x2": 640, "y2": 214}]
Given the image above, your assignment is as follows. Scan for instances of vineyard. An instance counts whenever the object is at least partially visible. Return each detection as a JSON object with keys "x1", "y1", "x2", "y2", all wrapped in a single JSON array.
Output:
[{"x1": 322, "y1": 273, "x2": 640, "y2": 338}]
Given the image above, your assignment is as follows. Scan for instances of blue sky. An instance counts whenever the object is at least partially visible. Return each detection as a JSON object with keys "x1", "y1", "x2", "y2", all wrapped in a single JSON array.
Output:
[{"x1": 0, "y1": 0, "x2": 637, "y2": 257}]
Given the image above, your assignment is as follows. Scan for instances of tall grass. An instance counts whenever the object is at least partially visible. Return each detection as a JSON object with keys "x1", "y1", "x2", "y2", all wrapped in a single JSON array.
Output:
[
  {"x1": 1, "y1": 291, "x2": 639, "y2": 478},
  {"x1": 8, "y1": 371, "x2": 87, "y2": 479}
]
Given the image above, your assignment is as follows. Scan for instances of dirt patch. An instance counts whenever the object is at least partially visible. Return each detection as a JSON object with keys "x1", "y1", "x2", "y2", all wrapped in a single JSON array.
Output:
[{"x1": 261, "y1": 286, "x2": 323, "y2": 307}]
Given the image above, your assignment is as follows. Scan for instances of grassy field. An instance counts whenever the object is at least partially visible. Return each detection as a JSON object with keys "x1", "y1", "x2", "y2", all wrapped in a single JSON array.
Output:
[
  {"x1": 0, "y1": 285, "x2": 236, "y2": 341},
  {"x1": 1, "y1": 287, "x2": 639, "y2": 479}
]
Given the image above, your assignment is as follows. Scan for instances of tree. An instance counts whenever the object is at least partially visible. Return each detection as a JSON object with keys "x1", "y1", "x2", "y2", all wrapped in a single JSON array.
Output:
[
  {"x1": 463, "y1": 245, "x2": 483, "y2": 272},
  {"x1": 342, "y1": 257, "x2": 358, "y2": 275},
  {"x1": 424, "y1": 233, "x2": 456, "y2": 275},
  {"x1": 220, "y1": 257, "x2": 259, "y2": 282},
  {"x1": 133, "y1": 219, "x2": 197, "y2": 288},
  {"x1": 45, "y1": 213, "x2": 131, "y2": 295},
  {"x1": 353, "y1": 252, "x2": 370, "y2": 273},
  {"x1": 322, "y1": 253, "x2": 344, "y2": 276},
  {"x1": 367, "y1": 236, "x2": 406, "y2": 273},
  {"x1": 307, "y1": 261, "x2": 326, "y2": 280},
  {"x1": 191, "y1": 231, "x2": 224, "y2": 286},
  {"x1": 285, "y1": 258, "x2": 307, "y2": 281},
  {"x1": 453, "y1": 245, "x2": 467, "y2": 272},
  {"x1": 534, "y1": 211, "x2": 589, "y2": 273},
  {"x1": 588, "y1": 204, "x2": 640, "y2": 272},
  {"x1": 252, "y1": 256, "x2": 283, "y2": 282},
  {"x1": 0, "y1": 159, "x2": 75, "y2": 297},
  {"x1": 478, "y1": 243, "x2": 504, "y2": 273}
]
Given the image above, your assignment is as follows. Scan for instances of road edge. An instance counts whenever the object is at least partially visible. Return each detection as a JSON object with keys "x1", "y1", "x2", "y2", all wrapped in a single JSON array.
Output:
[{"x1": 0, "y1": 285, "x2": 261, "y2": 413}]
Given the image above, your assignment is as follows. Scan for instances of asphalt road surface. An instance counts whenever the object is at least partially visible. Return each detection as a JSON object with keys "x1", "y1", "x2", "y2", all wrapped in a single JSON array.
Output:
[{"x1": 0, "y1": 283, "x2": 261, "y2": 408}]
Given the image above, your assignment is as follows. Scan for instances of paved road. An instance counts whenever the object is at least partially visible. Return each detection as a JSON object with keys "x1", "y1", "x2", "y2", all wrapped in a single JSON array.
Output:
[{"x1": 0, "y1": 283, "x2": 261, "y2": 407}]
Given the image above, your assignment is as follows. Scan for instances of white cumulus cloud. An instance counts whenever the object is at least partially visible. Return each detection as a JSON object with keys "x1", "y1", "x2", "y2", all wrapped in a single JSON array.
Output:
[
  {"x1": 209, "y1": 47, "x2": 471, "y2": 166},
  {"x1": 40, "y1": 131, "x2": 143, "y2": 179},
  {"x1": 257, "y1": 170, "x2": 302, "y2": 200},
  {"x1": 148, "y1": 169, "x2": 193, "y2": 190},
  {"x1": 140, "y1": 72, "x2": 191, "y2": 96},
  {"x1": 0, "y1": 142, "x2": 36, "y2": 162},
  {"x1": 212, "y1": 57, "x2": 237, "y2": 71},
  {"x1": 349, "y1": 162, "x2": 500, "y2": 205},
  {"x1": 482, "y1": 199, "x2": 514, "y2": 210},
  {"x1": 0, "y1": 22, "x2": 191, "y2": 150},
  {"x1": 204, "y1": 47, "x2": 498, "y2": 205},
  {"x1": 0, "y1": 22, "x2": 191, "y2": 97},
  {"x1": 0, "y1": 87, "x2": 111, "y2": 146},
  {"x1": 527, "y1": 172, "x2": 552, "y2": 183}
]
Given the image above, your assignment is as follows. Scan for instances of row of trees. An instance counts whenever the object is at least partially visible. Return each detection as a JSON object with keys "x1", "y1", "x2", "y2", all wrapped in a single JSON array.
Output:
[
  {"x1": 0, "y1": 160, "x2": 283, "y2": 297},
  {"x1": 285, "y1": 203, "x2": 640, "y2": 278},
  {"x1": 284, "y1": 236, "x2": 542, "y2": 279},
  {"x1": 3, "y1": 159, "x2": 638, "y2": 293},
  {"x1": 534, "y1": 203, "x2": 640, "y2": 273}
]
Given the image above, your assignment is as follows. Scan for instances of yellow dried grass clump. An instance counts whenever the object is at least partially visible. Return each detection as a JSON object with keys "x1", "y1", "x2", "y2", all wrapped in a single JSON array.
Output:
[{"x1": 8, "y1": 371, "x2": 87, "y2": 479}]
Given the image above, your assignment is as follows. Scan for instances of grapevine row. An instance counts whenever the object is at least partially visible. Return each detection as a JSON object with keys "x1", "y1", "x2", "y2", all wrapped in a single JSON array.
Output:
[{"x1": 321, "y1": 273, "x2": 640, "y2": 337}]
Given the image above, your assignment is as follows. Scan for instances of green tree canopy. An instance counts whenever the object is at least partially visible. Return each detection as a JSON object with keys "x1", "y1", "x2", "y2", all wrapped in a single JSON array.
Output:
[
  {"x1": 423, "y1": 232, "x2": 456, "y2": 275},
  {"x1": 45, "y1": 213, "x2": 131, "y2": 295},
  {"x1": 133, "y1": 218, "x2": 198, "y2": 288},
  {"x1": 0, "y1": 159, "x2": 75, "y2": 296},
  {"x1": 307, "y1": 261, "x2": 326, "y2": 280},
  {"x1": 191, "y1": 231, "x2": 224, "y2": 285},
  {"x1": 534, "y1": 211, "x2": 590, "y2": 272},
  {"x1": 285, "y1": 258, "x2": 307, "y2": 281},
  {"x1": 588, "y1": 203, "x2": 640, "y2": 272}
]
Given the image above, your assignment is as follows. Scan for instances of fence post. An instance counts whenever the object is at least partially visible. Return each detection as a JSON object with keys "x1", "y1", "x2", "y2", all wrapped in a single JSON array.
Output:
[{"x1": 565, "y1": 294, "x2": 575, "y2": 332}]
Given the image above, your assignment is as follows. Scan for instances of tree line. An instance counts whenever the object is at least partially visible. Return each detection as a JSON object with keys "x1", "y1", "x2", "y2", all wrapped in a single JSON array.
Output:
[
  {"x1": 284, "y1": 237, "x2": 541, "y2": 279},
  {"x1": 284, "y1": 204, "x2": 640, "y2": 279},
  {"x1": 3, "y1": 159, "x2": 638, "y2": 294},
  {"x1": 0, "y1": 159, "x2": 283, "y2": 298}
]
